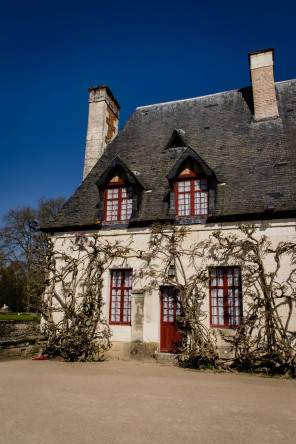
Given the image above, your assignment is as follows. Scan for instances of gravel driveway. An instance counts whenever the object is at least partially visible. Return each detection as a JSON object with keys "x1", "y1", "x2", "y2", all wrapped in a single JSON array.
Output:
[{"x1": 0, "y1": 359, "x2": 295, "y2": 444}]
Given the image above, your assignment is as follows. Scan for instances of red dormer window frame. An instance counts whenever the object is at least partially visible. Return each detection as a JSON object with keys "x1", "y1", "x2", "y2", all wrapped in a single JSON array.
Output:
[
  {"x1": 103, "y1": 176, "x2": 133, "y2": 222},
  {"x1": 174, "y1": 169, "x2": 208, "y2": 217}
]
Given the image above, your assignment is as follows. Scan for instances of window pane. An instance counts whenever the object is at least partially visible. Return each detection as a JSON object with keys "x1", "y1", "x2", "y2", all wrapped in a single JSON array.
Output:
[
  {"x1": 106, "y1": 199, "x2": 118, "y2": 221},
  {"x1": 217, "y1": 269, "x2": 223, "y2": 286},
  {"x1": 110, "y1": 270, "x2": 132, "y2": 324},
  {"x1": 178, "y1": 182, "x2": 185, "y2": 192},
  {"x1": 177, "y1": 178, "x2": 208, "y2": 217},
  {"x1": 227, "y1": 268, "x2": 233, "y2": 286},
  {"x1": 124, "y1": 270, "x2": 132, "y2": 286},
  {"x1": 120, "y1": 187, "x2": 133, "y2": 221},
  {"x1": 121, "y1": 187, "x2": 128, "y2": 198},
  {"x1": 184, "y1": 195, "x2": 191, "y2": 214},
  {"x1": 211, "y1": 269, "x2": 217, "y2": 286},
  {"x1": 107, "y1": 188, "x2": 118, "y2": 198},
  {"x1": 193, "y1": 180, "x2": 208, "y2": 215},
  {"x1": 184, "y1": 181, "x2": 191, "y2": 191},
  {"x1": 194, "y1": 195, "x2": 201, "y2": 214},
  {"x1": 200, "y1": 192, "x2": 208, "y2": 214},
  {"x1": 234, "y1": 268, "x2": 240, "y2": 286},
  {"x1": 106, "y1": 186, "x2": 133, "y2": 222},
  {"x1": 210, "y1": 267, "x2": 242, "y2": 327},
  {"x1": 162, "y1": 288, "x2": 181, "y2": 323}
]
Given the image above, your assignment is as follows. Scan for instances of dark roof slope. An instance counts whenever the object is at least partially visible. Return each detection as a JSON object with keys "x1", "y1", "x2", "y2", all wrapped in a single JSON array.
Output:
[{"x1": 43, "y1": 79, "x2": 296, "y2": 231}]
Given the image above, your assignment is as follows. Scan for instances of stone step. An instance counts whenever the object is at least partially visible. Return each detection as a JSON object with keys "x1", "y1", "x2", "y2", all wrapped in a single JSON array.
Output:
[{"x1": 155, "y1": 352, "x2": 178, "y2": 366}]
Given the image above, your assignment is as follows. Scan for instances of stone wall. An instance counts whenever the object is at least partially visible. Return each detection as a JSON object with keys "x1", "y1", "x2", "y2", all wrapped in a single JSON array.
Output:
[
  {"x1": 0, "y1": 317, "x2": 42, "y2": 361},
  {"x1": 83, "y1": 86, "x2": 120, "y2": 180}
]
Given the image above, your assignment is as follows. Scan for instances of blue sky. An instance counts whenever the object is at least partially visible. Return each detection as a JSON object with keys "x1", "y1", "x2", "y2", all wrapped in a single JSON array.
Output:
[{"x1": 1, "y1": 0, "x2": 295, "y2": 220}]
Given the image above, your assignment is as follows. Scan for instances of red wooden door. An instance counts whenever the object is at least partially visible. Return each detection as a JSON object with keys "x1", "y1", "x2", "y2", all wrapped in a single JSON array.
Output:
[{"x1": 160, "y1": 287, "x2": 181, "y2": 353}]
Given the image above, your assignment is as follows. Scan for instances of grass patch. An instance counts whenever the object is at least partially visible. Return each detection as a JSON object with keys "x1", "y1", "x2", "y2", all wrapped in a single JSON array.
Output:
[{"x1": 0, "y1": 314, "x2": 41, "y2": 321}]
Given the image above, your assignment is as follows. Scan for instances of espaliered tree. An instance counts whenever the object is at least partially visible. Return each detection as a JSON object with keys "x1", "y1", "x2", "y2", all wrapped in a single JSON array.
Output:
[
  {"x1": 135, "y1": 223, "x2": 219, "y2": 369},
  {"x1": 41, "y1": 233, "x2": 133, "y2": 362},
  {"x1": 206, "y1": 225, "x2": 296, "y2": 376},
  {"x1": 41, "y1": 222, "x2": 296, "y2": 374},
  {"x1": 139, "y1": 223, "x2": 296, "y2": 376}
]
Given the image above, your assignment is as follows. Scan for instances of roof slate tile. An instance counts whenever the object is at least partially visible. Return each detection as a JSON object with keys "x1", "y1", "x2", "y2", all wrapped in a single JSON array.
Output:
[{"x1": 43, "y1": 81, "x2": 296, "y2": 230}]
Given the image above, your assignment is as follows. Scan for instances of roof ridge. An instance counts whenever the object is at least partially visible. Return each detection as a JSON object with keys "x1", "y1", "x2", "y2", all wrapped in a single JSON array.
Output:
[
  {"x1": 136, "y1": 88, "x2": 243, "y2": 110},
  {"x1": 136, "y1": 78, "x2": 296, "y2": 110}
]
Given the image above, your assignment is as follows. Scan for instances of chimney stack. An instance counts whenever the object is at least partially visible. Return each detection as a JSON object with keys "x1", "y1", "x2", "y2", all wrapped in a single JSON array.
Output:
[
  {"x1": 83, "y1": 85, "x2": 121, "y2": 180},
  {"x1": 248, "y1": 48, "x2": 278, "y2": 121}
]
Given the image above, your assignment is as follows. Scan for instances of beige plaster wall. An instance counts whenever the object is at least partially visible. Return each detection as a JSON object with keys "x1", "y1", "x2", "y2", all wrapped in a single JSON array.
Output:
[{"x1": 49, "y1": 218, "x2": 296, "y2": 349}]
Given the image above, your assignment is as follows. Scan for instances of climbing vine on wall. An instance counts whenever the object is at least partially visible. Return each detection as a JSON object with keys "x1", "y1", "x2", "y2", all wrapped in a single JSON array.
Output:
[
  {"x1": 138, "y1": 223, "x2": 296, "y2": 375},
  {"x1": 41, "y1": 223, "x2": 296, "y2": 375},
  {"x1": 41, "y1": 233, "x2": 132, "y2": 362}
]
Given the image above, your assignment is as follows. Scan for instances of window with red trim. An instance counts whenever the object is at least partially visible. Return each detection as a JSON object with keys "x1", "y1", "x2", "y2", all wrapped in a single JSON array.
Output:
[
  {"x1": 174, "y1": 164, "x2": 208, "y2": 216},
  {"x1": 210, "y1": 267, "x2": 242, "y2": 328},
  {"x1": 104, "y1": 176, "x2": 133, "y2": 222},
  {"x1": 110, "y1": 269, "x2": 132, "y2": 325}
]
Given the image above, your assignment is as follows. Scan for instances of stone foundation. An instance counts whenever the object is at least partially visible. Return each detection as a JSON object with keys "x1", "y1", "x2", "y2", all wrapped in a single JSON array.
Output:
[
  {"x1": 0, "y1": 318, "x2": 42, "y2": 361},
  {"x1": 106, "y1": 341, "x2": 159, "y2": 361}
]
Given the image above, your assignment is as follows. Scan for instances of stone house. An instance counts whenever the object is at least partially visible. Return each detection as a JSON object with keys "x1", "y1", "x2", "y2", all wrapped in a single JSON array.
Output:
[{"x1": 41, "y1": 48, "x2": 296, "y2": 358}]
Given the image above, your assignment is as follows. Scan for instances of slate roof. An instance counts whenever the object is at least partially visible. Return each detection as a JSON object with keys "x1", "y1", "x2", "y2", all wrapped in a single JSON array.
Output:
[{"x1": 42, "y1": 79, "x2": 296, "y2": 232}]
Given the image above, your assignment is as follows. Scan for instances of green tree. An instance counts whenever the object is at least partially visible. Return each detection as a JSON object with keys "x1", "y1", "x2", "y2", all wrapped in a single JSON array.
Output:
[
  {"x1": 0, "y1": 197, "x2": 66, "y2": 312},
  {"x1": 0, "y1": 262, "x2": 25, "y2": 312}
]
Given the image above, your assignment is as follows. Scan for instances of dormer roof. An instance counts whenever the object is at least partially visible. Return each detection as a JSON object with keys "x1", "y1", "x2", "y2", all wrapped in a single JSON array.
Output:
[
  {"x1": 96, "y1": 156, "x2": 147, "y2": 190},
  {"x1": 166, "y1": 147, "x2": 218, "y2": 181},
  {"x1": 165, "y1": 129, "x2": 187, "y2": 149}
]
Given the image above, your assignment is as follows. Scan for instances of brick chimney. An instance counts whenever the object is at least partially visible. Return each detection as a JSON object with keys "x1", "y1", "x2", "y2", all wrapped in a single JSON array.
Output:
[
  {"x1": 83, "y1": 85, "x2": 121, "y2": 180},
  {"x1": 248, "y1": 48, "x2": 278, "y2": 121}
]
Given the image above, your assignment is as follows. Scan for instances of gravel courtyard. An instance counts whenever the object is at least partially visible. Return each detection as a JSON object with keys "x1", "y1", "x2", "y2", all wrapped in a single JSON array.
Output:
[{"x1": 0, "y1": 359, "x2": 295, "y2": 444}]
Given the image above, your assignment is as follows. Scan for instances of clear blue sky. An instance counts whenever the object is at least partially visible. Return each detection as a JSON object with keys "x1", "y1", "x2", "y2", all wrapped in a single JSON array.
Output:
[{"x1": 1, "y1": 0, "x2": 295, "y2": 220}]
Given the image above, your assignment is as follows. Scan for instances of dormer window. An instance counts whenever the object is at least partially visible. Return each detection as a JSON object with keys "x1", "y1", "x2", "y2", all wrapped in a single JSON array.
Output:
[
  {"x1": 167, "y1": 149, "x2": 218, "y2": 223},
  {"x1": 174, "y1": 162, "x2": 208, "y2": 216},
  {"x1": 104, "y1": 175, "x2": 133, "y2": 222},
  {"x1": 96, "y1": 156, "x2": 147, "y2": 227}
]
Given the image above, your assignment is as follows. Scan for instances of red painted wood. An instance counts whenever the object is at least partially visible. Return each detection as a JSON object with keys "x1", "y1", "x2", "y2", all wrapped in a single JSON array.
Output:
[
  {"x1": 175, "y1": 178, "x2": 208, "y2": 216},
  {"x1": 109, "y1": 269, "x2": 132, "y2": 325},
  {"x1": 209, "y1": 267, "x2": 242, "y2": 328},
  {"x1": 160, "y1": 287, "x2": 181, "y2": 353},
  {"x1": 104, "y1": 179, "x2": 133, "y2": 222}
]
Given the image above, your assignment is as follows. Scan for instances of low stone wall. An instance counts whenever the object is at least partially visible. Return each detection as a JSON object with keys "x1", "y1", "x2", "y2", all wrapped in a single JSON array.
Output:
[{"x1": 0, "y1": 317, "x2": 43, "y2": 361}]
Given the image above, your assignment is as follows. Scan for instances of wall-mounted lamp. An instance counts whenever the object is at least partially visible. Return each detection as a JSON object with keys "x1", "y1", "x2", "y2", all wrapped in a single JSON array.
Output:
[{"x1": 168, "y1": 264, "x2": 176, "y2": 277}]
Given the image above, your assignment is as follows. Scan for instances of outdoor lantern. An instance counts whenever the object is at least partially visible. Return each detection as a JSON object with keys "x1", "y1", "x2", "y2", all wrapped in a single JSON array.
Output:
[{"x1": 168, "y1": 264, "x2": 176, "y2": 277}]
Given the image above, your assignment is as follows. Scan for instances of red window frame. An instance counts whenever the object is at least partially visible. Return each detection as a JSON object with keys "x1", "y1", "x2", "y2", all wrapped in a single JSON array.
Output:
[
  {"x1": 174, "y1": 172, "x2": 208, "y2": 217},
  {"x1": 209, "y1": 267, "x2": 242, "y2": 328},
  {"x1": 103, "y1": 178, "x2": 133, "y2": 222},
  {"x1": 109, "y1": 269, "x2": 132, "y2": 325}
]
